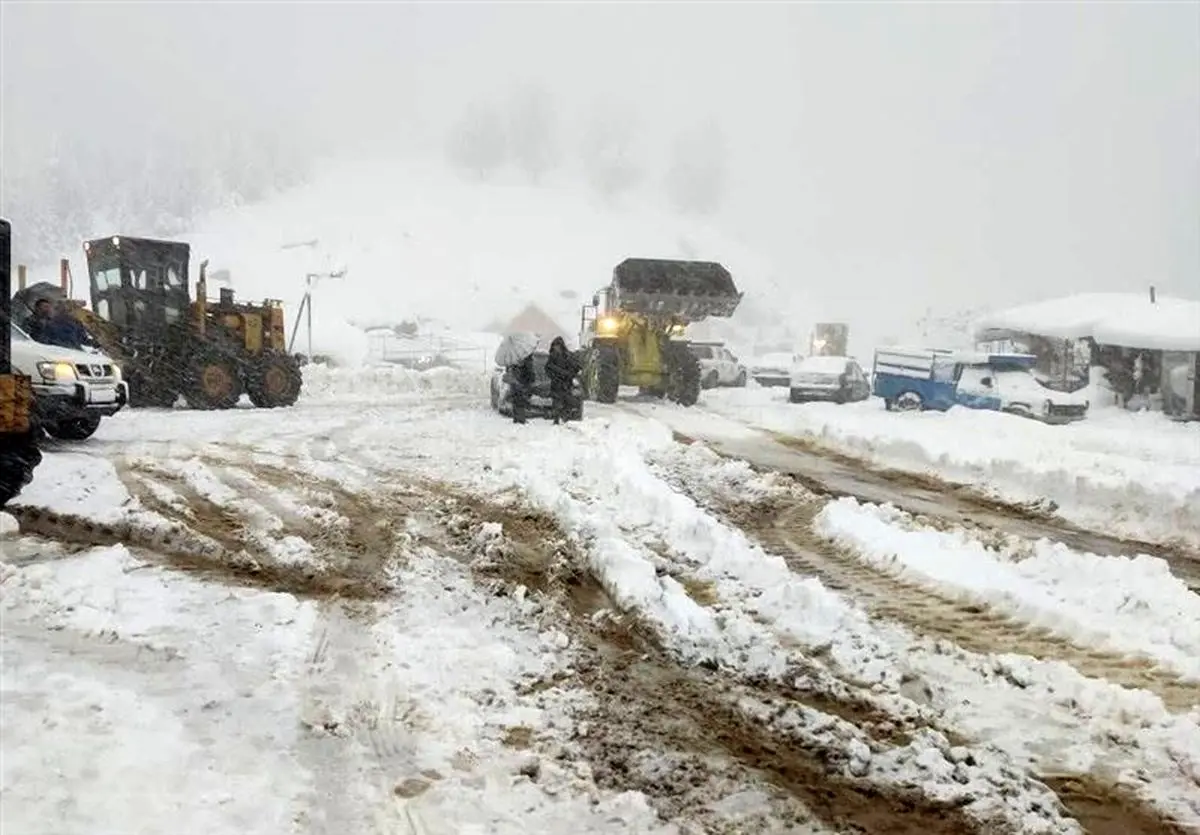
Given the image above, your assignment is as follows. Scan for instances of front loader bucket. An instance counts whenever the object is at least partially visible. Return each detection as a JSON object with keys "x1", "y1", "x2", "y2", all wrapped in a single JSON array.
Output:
[{"x1": 611, "y1": 258, "x2": 743, "y2": 322}]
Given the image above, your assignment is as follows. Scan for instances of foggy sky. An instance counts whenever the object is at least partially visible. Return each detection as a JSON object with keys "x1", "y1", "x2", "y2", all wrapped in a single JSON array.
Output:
[{"x1": 3, "y1": 1, "x2": 1197, "y2": 325}]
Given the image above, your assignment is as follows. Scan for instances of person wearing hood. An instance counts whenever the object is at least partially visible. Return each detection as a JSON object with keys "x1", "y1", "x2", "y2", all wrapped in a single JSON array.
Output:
[
  {"x1": 509, "y1": 352, "x2": 536, "y2": 424},
  {"x1": 545, "y1": 336, "x2": 582, "y2": 425}
]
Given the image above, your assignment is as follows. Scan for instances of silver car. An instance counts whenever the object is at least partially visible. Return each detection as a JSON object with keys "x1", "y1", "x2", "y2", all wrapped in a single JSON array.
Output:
[
  {"x1": 490, "y1": 351, "x2": 584, "y2": 420},
  {"x1": 788, "y1": 355, "x2": 871, "y2": 404}
]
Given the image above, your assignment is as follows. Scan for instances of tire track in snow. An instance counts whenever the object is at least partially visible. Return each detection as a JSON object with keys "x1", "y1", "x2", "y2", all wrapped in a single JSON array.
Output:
[
  {"x1": 660, "y1": 460, "x2": 1197, "y2": 833},
  {"x1": 717, "y1": 495, "x2": 1200, "y2": 714},
  {"x1": 291, "y1": 600, "x2": 425, "y2": 834},
  {"x1": 432, "y1": 494, "x2": 1069, "y2": 835},
  {"x1": 8, "y1": 452, "x2": 416, "y2": 602}
]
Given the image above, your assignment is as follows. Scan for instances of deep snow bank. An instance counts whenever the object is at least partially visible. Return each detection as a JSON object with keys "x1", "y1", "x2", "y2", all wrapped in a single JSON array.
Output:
[
  {"x1": 299, "y1": 364, "x2": 490, "y2": 403},
  {"x1": 816, "y1": 497, "x2": 1200, "y2": 680}
]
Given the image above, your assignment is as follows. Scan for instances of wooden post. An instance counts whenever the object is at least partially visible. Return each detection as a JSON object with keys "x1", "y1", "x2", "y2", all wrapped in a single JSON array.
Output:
[
  {"x1": 16, "y1": 264, "x2": 26, "y2": 291},
  {"x1": 59, "y1": 258, "x2": 69, "y2": 292},
  {"x1": 1150, "y1": 286, "x2": 1157, "y2": 304}
]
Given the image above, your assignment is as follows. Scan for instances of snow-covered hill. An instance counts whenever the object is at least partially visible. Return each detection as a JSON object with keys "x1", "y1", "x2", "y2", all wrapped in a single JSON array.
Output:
[{"x1": 167, "y1": 157, "x2": 818, "y2": 365}]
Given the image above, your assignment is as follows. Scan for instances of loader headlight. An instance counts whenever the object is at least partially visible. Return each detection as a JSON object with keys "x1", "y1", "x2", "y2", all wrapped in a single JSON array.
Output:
[
  {"x1": 597, "y1": 316, "x2": 618, "y2": 334},
  {"x1": 670, "y1": 324, "x2": 686, "y2": 335},
  {"x1": 37, "y1": 361, "x2": 78, "y2": 382},
  {"x1": 111, "y1": 236, "x2": 121, "y2": 247}
]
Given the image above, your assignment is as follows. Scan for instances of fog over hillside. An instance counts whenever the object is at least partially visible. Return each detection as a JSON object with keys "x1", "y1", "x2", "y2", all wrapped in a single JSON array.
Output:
[{"x1": 3, "y1": 2, "x2": 1196, "y2": 349}]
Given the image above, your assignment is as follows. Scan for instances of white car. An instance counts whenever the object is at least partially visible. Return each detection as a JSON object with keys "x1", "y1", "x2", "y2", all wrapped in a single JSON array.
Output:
[
  {"x1": 749, "y1": 352, "x2": 797, "y2": 387},
  {"x1": 12, "y1": 325, "x2": 129, "y2": 440},
  {"x1": 688, "y1": 343, "x2": 748, "y2": 389},
  {"x1": 958, "y1": 364, "x2": 1089, "y2": 424}
]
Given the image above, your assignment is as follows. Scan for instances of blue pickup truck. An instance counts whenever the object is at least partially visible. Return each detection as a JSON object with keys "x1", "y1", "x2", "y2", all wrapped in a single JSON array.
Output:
[{"x1": 871, "y1": 347, "x2": 1089, "y2": 424}]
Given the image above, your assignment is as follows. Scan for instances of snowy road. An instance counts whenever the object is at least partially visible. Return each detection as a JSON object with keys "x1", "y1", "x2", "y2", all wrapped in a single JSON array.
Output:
[
  {"x1": 2, "y1": 368, "x2": 1198, "y2": 835},
  {"x1": 623, "y1": 401, "x2": 1200, "y2": 592}
]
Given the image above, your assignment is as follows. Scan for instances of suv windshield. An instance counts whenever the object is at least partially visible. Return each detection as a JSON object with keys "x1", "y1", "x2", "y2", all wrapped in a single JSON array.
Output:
[{"x1": 690, "y1": 345, "x2": 713, "y2": 358}]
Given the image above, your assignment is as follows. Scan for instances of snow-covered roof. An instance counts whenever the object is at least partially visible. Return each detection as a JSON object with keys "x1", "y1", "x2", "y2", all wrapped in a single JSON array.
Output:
[{"x1": 974, "y1": 292, "x2": 1200, "y2": 352}]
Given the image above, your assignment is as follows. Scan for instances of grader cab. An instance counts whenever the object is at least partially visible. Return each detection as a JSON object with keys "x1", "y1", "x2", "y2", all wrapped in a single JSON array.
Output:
[
  {"x1": 76, "y1": 235, "x2": 302, "y2": 409},
  {"x1": 579, "y1": 258, "x2": 743, "y2": 406},
  {"x1": 0, "y1": 218, "x2": 42, "y2": 507}
]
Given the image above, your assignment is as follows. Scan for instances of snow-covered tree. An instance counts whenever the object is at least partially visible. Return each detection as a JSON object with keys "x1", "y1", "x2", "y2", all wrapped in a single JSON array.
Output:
[
  {"x1": 506, "y1": 84, "x2": 558, "y2": 185},
  {"x1": 445, "y1": 102, "x2": 509, "y2": 181},
  {"x1": 580, "y1": 105, "x2": 643, "y2": 202}
]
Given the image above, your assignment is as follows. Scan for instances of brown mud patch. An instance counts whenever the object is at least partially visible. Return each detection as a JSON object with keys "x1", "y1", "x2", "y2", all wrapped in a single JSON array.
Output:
[
  {"x1": 6, "y1": 504, "x2": 386, "y2": 600},
  {"x1": 7, "y1": 457, "x2": 441, "y2": 602},
  {"x1": 1045, "y1": 775, "x2": 1194, "y2": 835}
]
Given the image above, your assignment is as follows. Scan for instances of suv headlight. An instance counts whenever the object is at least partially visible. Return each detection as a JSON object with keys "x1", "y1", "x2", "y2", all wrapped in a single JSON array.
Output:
[{"x1": 37, "y1": 361, "x2": 79, "y2": 382}]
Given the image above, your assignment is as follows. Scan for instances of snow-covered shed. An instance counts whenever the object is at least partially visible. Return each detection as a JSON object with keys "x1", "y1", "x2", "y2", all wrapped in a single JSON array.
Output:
[
  {"x1": 974, "y1": 292, "x2": 1200, "y2": 418},
  {"x1": 974, "y1": 292, "x2": 1200, "y2": 351}
]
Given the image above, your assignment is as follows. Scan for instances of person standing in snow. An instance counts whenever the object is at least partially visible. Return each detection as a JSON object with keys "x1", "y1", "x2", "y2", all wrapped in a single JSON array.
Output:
[
  {"x1": 545, "y1": 336, "x2": 581, "y2": 425},
  {"x1": 509, "y1": 352, "x2": 536, "y2": 424}
]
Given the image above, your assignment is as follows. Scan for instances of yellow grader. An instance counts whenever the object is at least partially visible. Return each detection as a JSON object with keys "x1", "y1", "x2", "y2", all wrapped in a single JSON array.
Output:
[
  {"x1": 14, "y1": 236, "x2": 302, "y2": 410},
  {"x1": 0, "y1": 218, "x2": 42, "y2": 507}
]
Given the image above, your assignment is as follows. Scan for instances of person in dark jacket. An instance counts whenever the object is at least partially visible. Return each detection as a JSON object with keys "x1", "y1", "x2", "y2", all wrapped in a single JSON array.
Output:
[
  {"x1": 24, "y1": 299, "x2": 53, "y2": 342},
  {"x1": 509, "y1": 352, "x2": 536, "y2": 424},
  {"x1": 545, "y1": 336, "x2": 582, "y2": 425},
  {"x1": 28, "y1": 299, "x2": 92, "y2": 351}
]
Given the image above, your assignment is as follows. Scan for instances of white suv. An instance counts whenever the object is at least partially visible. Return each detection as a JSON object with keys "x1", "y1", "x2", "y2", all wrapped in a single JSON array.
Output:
[
  {"x1": 11, "y1": 325, "x2": 129, "y2": 440},
  {"x1": 688, "y1": 343, "x2": 748, "y2": 389}
]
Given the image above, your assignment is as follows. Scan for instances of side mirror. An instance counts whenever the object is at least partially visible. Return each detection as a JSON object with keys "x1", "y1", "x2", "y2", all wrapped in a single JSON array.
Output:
[
  {"x1": 981, "y1": 376, "x2": 993, "y2": 387},
  {"x1": 592, "y1": 294, "x2": 600, "y2": 308}
]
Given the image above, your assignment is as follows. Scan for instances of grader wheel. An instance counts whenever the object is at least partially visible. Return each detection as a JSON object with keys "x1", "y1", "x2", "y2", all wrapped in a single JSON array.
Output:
[
  {"x1": 184, "y1": 349, "x2": 243, "y2": 410},
  {"x1": 247, "y1": 353, "x2": 302, "y2": 408}
]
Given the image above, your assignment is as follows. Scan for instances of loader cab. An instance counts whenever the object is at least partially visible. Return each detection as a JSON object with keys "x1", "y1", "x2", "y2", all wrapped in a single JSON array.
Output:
[
  {"x1": 83, "y1": 236, "x2": 192, "y2": 332},
  {"x1": 580, "y1": 286, "x2": 619, "y2": 348}
]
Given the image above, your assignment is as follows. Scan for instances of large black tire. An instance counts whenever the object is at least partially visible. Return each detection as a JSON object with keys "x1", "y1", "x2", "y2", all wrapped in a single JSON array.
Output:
[
  {"x1": 702, "y1": 370, "x2": 720, "y2": 390},
  {"x1": 893, "y1": 390, "x2": 924, "y2": 412},
  {"x1": 183, "y1": 347, "x2": 243, "y2": 410},
  {"x1": 125, "y1": 362, "x2": 180, "y2": 408},
  {"x1": 0, "y1": 431, "x2": 42, "y2": 508},
  {"x1": 663, "y1": 342, "x2": 702, "y2": 407},
  {"x1": 247, "y1": 352, "x2": 303, "y2": 408},
  {"x1": 587, "y1": 344, "x2": 620, "y2": 404},
  {"x1": 44, "y1": 413, "x2": 102, "y2": 441}
]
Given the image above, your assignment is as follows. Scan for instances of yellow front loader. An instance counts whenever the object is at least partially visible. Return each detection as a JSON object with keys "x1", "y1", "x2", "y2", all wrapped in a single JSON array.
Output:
[{"x1": 578, "y1": 258, "x2": 743, "y2": 407}]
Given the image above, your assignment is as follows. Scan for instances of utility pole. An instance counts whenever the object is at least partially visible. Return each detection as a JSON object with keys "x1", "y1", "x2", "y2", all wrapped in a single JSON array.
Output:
[{"x1": 288, "y1": 268, "x2": 347, "y2": 358}]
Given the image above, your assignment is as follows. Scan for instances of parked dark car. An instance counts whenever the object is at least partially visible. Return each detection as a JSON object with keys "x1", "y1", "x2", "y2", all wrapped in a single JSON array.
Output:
[
  {"x1": 490, "y1": 351, "x2": 584, "y2": 420},
  {"x1": 789, "y1": 355, "x2": 871, "y2": 404}
]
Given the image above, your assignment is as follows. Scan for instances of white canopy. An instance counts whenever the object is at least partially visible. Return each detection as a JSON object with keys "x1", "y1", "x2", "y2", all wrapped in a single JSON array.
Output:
[{"x1": 974, "y1": 292, "x2": 1200, "y2": 352}]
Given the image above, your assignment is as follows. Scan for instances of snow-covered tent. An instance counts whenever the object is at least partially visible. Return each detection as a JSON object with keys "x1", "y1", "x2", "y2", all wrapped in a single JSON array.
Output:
[
  {"x1": 974, "y1": 292, "x2": 1200, "y2": 351},
  {"x1": 492, "y1": 303, "x2": 571, "y2": 345}
]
